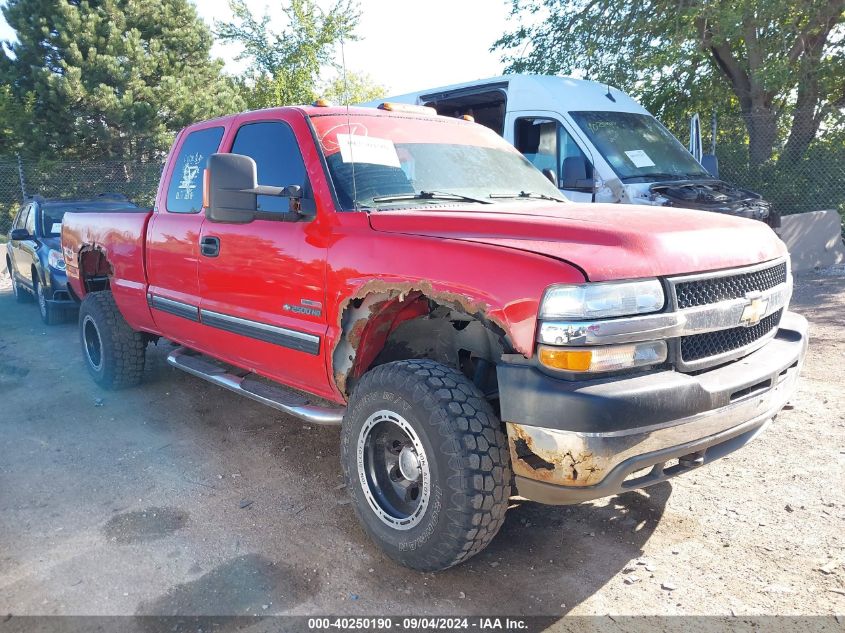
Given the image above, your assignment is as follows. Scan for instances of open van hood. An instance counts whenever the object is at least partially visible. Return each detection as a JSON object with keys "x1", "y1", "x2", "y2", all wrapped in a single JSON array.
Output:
[{"x1": 367, "y1": 202, "x2": 786, "y2": 281}]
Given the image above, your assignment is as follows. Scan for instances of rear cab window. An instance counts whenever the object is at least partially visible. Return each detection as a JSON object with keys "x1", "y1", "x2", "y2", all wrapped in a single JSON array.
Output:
[{"x1": 166, "y1": 126, "x2": 225, "y2": 213}]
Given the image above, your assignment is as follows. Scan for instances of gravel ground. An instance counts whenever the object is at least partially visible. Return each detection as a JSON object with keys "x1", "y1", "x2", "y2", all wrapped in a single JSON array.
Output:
[{"x1": 0, "y1": 266, "x2": 843, "y2": 619}]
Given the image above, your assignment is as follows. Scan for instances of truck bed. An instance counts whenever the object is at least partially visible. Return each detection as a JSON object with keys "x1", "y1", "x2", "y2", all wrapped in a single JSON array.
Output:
[{"x1": 62, "y1": 209, "x2": 156, "y2": 333}]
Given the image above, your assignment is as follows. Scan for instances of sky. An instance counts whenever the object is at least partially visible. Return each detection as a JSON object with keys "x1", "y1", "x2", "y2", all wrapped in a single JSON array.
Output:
[{"x1": 0, "y1": 0, "x2": 515, "y2": 96}]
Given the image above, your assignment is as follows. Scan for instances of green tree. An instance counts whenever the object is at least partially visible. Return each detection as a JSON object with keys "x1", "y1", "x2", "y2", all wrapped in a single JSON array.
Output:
[
  {"x1": 0, "y1": 84, "x2": 31, "y2": 155},
  {"x1": 321, "y1": 71, "x2": 385, "y2": 105},
  {"x1": 216, "y1": 0, "x2": 361, "y2": 108},
  {"x1": 0, "y1": 0, "x2": 245, "y2": 161},
  {"x1": 494, "y1": 0, "x2": 845, "y2": 166}
]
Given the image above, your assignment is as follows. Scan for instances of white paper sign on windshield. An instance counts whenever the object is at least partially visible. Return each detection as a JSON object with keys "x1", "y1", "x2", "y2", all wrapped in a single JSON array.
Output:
[
  {"x1": 337, "y1": 134, "x2": 401, "y2": 167},
  {"x1": 51, "y1": 222, "x2": 62, "y2": 234},
  {"x1": 624, "y1": 149, "x2": 656, "y2": 168}
]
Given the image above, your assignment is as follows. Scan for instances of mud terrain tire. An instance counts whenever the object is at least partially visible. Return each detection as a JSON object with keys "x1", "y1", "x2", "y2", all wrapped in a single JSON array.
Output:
[
  {"x1": 341, "y1": 359, "x2": 511, "y2": 571},
  {"x1": 78, "y1": 291, "x2": 146, "y2": 389}
]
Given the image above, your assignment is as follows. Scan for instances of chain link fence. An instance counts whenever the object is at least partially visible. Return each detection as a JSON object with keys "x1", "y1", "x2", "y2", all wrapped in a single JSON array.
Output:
[
  {"x1": 0, "y1": 156, "x2": 163, "y2": 235},
  {"x1": 668, "y1": 113, "x2": 845, "y2": 221}
]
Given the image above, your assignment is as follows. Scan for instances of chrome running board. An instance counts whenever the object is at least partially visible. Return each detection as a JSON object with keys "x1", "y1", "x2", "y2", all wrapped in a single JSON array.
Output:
[{"x1": 167, "y1": 346, "x2": 344, "y2": 426}]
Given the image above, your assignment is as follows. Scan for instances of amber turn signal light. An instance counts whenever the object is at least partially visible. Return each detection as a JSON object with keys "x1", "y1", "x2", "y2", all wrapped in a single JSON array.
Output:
[
  {"x1": 202, "y1": 168, "x2": 210, "y2": 209},
  {"x1": 538, "y1": 341, "x2": 667, "y2": 373},
  {"x1": 538, "y1": 347, "x2": 593, "y2": 372}
]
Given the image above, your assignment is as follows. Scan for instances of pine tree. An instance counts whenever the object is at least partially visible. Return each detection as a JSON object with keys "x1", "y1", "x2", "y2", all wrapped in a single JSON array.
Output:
[{"x1": 0, "y1": 0, "x2": 245, "y2": 161}]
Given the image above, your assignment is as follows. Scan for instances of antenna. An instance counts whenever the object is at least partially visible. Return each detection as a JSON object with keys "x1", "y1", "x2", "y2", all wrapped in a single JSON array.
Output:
[
  {"x1": 340, "y1": 38, "x2": 359, "y2": 211},
  {"x1": 605, "y1": 83, "x2": 616, "y2": 102}
]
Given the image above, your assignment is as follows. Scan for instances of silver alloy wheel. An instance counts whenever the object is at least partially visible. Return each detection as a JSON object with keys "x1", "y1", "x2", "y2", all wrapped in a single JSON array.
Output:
[
  {"x1": 82, "y1": 314, "x2": 104, "y2": 371},
  {"x1": 36, "y1": 280, "x2": 47, "y2": 318},
  {"x1": 357, "y1": 409, "x2": 431, "y2": 530}
]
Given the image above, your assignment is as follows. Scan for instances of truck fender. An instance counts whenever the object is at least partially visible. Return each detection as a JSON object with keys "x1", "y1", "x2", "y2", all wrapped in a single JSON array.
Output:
[{"x1": 331, "y1": 279, "x2": 516, "y2": 398}]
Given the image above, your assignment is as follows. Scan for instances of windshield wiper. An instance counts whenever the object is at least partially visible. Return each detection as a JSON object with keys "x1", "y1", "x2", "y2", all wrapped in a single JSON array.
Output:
[
  {"x1": 370, "y1": 190, "x2": 491, "y2": 205},
  {"x1": 489, "y1": 191, "x2": 566, "y2": 203}
]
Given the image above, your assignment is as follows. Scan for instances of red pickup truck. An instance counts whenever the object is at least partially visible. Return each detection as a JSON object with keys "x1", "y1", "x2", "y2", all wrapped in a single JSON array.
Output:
[{"x1": 63, "y1": 103, "x2": 808, "y2": 571}]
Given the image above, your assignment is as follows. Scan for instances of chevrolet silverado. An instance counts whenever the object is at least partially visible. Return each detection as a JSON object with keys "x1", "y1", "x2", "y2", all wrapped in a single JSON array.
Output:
[{"x1": 62, "y1": 103, "x2": 807, "y2": 571}]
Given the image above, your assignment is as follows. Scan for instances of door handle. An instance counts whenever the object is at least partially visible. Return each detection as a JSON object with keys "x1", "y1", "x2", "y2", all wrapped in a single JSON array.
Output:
[{"x1": 200, "y1": 236, "x2": 220, "y2": 257}]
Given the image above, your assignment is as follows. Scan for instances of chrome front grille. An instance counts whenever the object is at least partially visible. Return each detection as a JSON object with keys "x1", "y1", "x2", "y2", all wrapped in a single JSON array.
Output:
[
  {"x1": 669, "y1": 259, "x2": 790, "y2": 370},
  {"x1": 675, "y1": 261, "x2": 787, "y2": 309},
  {"x1": 680, "y1": 309, "x2": 783, "y2": 363},
  {"x1": 535, "y1": 258, "x2": 791, "y2": 372}
]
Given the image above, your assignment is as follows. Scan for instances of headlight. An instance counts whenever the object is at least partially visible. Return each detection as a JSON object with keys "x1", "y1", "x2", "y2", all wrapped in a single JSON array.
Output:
[
  {"x1": 540, "y1": 279, "x2": 664, "y2": 320},
  {"x1": 48, "y1": 250, "x2": 66, "y2": 271},
  {"x1": 539, "y1": 341, "x2": 667, "y2": 373}
]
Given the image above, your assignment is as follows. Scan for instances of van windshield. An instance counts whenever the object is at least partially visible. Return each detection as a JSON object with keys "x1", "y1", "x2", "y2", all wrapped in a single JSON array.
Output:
[
  {"x1": 569, "y1": 111, "x2": 712, "y2": 182},
  {"x1": 310, "y1": 113, "x2": 564, "y2": 210}
]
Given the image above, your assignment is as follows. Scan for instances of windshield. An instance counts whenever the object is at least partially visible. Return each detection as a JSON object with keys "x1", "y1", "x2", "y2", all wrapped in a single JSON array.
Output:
[
  {"x1": 569, "y1": 111, "x2": 712, "y2": 182},
  {"x1": 311, "y1": 113, "x2": 565, "y2": 209},
  {"x1": 41, "y1": 200, "x2": 140, "y2": 236}
]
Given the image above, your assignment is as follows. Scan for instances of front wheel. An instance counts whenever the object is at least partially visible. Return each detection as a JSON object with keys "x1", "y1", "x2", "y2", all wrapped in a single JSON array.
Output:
[
  {"x1": 78, "y1": 291, "x2": 147, "y2": 389},
  {"x1": 341, "y1": 359, "x2": 511, "y2": 571}
]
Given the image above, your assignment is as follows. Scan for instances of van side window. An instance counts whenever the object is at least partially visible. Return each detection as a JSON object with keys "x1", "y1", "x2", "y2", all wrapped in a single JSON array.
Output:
[
  {"x1": 514, "y1": 118, "x2": 593, "y2": 191},
  {"x1": 230, "y1": 121, "x2": 307, "y2": 213},
  {"x1": 423, "y1": 88, "x2": 506, "y2": 134},
  {"x1": 166, "y1": 126, "x2": 225, "y2": 213}
]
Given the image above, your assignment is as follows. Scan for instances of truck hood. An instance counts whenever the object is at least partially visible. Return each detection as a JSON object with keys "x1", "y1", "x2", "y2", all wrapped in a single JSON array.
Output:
[{"x1": 367, "y1": 202, "x2": 786, "y2": 281}]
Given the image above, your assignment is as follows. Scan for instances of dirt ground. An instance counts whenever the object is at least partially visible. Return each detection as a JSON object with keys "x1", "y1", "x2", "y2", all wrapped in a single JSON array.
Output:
[{"x1": 0, "y1": 265, "x2": 843, "y2": 620}]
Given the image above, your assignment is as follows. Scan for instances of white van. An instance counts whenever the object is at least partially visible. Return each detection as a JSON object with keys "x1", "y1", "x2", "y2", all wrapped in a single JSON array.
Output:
[{"x1": 365, "y1": 74, "x2": 776, "y2": 226}]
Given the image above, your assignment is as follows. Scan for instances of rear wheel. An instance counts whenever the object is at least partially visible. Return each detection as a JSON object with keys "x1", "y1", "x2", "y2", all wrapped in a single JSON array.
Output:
[
  {"x1": 341, "y1": 359, "x2": 511, "y2": 571},
  {"x1": 9, "y1": 260, "x2": 29, "y2": 303},
  {"x1": 35, "y1": 277, "x2": 62, "y2": 325},
  {"x1": 78, "y1": 291, "x2": 146, "y2": 388}
]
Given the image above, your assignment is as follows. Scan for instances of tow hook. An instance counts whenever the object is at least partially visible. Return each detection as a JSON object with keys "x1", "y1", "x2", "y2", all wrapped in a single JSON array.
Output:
[{"x1": 679, "y1": 451, "x2": 706, "y2": 468}]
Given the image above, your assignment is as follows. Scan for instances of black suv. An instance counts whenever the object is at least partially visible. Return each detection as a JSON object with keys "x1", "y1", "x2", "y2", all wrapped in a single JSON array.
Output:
[{"x1": 5, "y1": 194, "x2": 142, "y2": 324}]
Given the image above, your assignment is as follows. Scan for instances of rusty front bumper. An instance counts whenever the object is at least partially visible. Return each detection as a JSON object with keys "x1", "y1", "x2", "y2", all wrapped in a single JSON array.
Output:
[{"x1": 500, "y1": 311, "x2": 808, "y2": 505}]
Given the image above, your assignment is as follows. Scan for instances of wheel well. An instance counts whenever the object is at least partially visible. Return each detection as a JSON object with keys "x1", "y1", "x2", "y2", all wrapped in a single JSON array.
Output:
[
  {"x1": 78, "y1": 247, "x2": 112, "y2": 293},
  {"x1": 333, "y1": 288, "x2": 509, "y2": 401}
]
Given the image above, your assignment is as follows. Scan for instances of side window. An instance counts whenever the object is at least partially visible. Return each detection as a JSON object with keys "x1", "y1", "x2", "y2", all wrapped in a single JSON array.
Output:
[
  {"x1": 514, "y1": 117, "x2": 593, "y2": 190},
  {"x1": 25, "y1": 204, "x2": 36, "y2": 234},
  {"x1": 230, "y1": 121, "x2": 307, "y2": 213},
  {"x1": 12, "y1": 204, "x2": 28, "y2": 230},
  {"x1": 166, "y1": 126, "x2": 225, "y2": 213},
  {"x1": 515, "y1": 118, "x2": 559, "y2": 175}
]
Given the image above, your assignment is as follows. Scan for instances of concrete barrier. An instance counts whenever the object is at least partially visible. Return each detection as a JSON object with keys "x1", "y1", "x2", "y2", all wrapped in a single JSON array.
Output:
[{"x1": 779, "y1": 209, "x2": 845, "y2": 272}]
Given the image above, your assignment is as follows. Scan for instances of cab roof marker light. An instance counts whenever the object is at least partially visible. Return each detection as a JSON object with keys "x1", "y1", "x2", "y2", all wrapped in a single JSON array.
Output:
[{"x1": 313, "y1": 98, "x2": 331, "y2": 107}]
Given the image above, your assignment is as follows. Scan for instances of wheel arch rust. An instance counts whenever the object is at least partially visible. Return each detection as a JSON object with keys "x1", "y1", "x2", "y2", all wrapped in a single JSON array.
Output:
[{"x1": 330, "y1": 278, "x2": 519, "y2": 398}]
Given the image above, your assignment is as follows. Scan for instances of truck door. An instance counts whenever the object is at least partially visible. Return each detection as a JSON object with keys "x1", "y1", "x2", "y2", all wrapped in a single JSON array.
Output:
[
  {"x1": 509, "y1": 113, "x2": 596, "y2": 202},
  {"x1": 146, "y1": 124, "x2": 225, "y2": 348},
  {"x1": 196, "y1": 115, "x2": 329, "y2": 396}
]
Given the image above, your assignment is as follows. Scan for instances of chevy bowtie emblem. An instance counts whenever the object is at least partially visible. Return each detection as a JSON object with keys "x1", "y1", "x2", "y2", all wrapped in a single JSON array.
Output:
[{"x1": 739, "y1": 292, "x2": 768, "y2": 327}]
